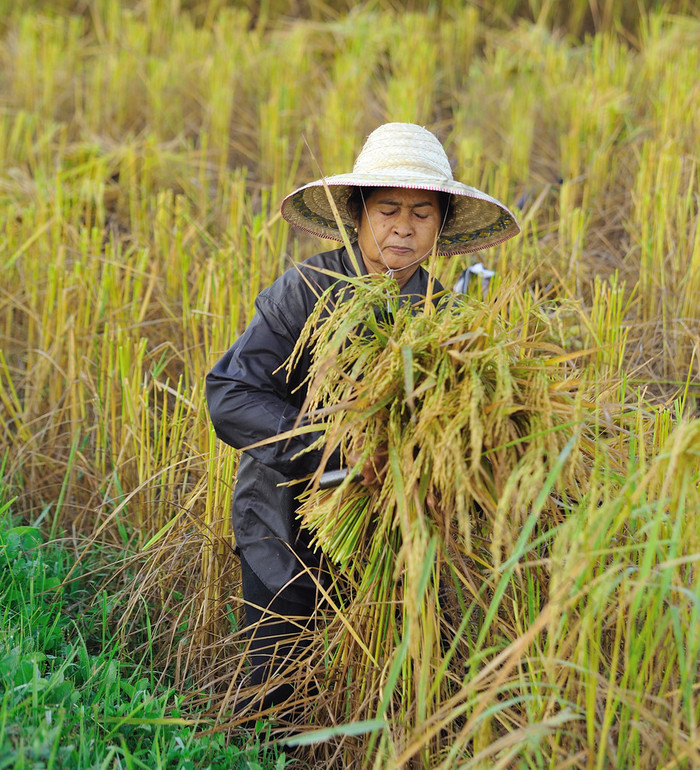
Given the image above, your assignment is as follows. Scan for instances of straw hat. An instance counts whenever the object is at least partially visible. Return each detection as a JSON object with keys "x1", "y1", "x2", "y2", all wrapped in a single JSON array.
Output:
[{"x1": 281, "y1": 123, "x2": 520, "y2": 256}]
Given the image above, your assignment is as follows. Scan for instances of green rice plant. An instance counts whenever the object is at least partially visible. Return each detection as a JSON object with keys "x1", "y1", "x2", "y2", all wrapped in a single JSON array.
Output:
[
  {"x1": 316, "y1": 13, "x2": 392, "y2": 173},
  {"x1": 383, "y1": 13, "x2": 439, "y2": 125},
  {"x1": 585, "y1": 272, "x2": 632, "y2": 390},
  {"x1": 533, "y1": 420, "x2": 700, "y2": 769}
]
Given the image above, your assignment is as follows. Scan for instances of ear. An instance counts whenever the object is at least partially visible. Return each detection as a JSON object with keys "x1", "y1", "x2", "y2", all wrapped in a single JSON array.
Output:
[
  {"x1": 347, "y1": 198, "x2": 361, "y2": 229},
  {"x1": 351, "y1": 204, "x2": 364, "y2": 235}
]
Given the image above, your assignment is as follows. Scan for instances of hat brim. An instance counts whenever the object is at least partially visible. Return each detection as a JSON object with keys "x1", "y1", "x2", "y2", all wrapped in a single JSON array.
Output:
[{"x1": 281, "y1": 173, "x2": 520, "y2": 256}]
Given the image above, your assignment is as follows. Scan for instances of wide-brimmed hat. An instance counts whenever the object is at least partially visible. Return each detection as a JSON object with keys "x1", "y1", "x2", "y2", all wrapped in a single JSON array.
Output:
[{"x1": 281, "y1": 122, "x2": 520, "y2": 256}]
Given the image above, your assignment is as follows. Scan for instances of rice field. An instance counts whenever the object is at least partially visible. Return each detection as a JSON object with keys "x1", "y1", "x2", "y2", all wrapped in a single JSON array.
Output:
[{"x1": 1, "y1": 1, "x2": 698, "y2": 767}]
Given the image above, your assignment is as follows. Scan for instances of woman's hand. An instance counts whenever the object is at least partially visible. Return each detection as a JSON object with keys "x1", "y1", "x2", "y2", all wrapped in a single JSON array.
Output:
[{"x1": 346, "y1": 443, "x2": 388, "y2": 488}]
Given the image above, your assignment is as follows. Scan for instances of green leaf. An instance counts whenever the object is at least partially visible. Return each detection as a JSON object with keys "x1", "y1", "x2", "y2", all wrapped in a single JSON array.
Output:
[
  {"x1": 8, "y1": 526, "x2": 42, "y2": 550},
  {"x1": 283, "y1": 718, "x2": 386, "y2": 747}
]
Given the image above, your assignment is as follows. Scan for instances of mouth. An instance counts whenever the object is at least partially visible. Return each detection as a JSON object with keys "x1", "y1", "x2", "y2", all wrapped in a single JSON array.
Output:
[{"x1": 385, "y1": 245, "x2": 412, "y2": 255}]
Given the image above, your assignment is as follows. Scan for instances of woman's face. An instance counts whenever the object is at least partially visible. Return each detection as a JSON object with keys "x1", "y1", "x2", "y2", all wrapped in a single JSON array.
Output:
[{"x1": 355, "y1": 187, "x2": 442, "y2": 287}]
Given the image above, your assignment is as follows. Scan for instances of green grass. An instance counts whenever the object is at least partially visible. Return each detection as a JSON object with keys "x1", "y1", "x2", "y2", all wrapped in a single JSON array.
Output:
[{"x1": 0, "y1": 498, "x2": 290, "y2": 770}]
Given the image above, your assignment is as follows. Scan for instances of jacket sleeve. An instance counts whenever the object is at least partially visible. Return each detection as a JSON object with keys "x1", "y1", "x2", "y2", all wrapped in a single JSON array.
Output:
[{"x1": 206, "y1": 287, "x2": 335, "y2": 478}]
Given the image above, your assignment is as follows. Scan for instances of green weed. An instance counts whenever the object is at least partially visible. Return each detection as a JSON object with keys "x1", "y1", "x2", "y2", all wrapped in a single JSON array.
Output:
[{"x1": 0, "y1": 507, "x2": 290, "y2": 769}]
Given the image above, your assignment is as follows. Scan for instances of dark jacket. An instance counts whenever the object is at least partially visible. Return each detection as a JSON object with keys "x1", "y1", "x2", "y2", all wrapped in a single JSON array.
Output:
[{"x1": 206, "y1": 245, "x2": 444, "y2": 599}]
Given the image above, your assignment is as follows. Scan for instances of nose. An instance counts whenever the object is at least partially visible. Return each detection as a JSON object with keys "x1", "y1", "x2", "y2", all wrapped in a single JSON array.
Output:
[{"x1": 393, "y1": 210, "x2": 413, "y2": 237}]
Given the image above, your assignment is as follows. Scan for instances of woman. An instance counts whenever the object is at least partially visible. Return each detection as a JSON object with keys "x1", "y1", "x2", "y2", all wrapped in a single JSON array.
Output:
[{"x1": 206, "y1": 122, "x2": 519, "y2": 707}]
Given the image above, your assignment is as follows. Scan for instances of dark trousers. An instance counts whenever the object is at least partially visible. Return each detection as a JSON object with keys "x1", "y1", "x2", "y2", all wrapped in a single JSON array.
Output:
[{"x1": 239, "y1": 552, "x2": 320, "y2": 709}]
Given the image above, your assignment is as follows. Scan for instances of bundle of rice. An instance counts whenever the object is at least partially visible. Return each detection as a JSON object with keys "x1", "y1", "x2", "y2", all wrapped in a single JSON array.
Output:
[
  {"x1": 292, "y1": 272, "x2": 600, "y2": 562},
  {"x1": 284, "y1": 271, "x2": 618, "y2": 760}
]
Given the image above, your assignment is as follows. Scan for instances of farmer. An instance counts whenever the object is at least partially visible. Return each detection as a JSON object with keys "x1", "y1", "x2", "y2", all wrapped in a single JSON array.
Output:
[{"x1": 206, "y1": 122, "x2": 519, "y2": 708}]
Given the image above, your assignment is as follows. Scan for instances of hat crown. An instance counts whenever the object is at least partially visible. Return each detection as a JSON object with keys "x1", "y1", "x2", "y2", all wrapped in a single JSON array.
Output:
[{"x1": 352, "y1": 123, "x2": 454, "y2": 183}]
